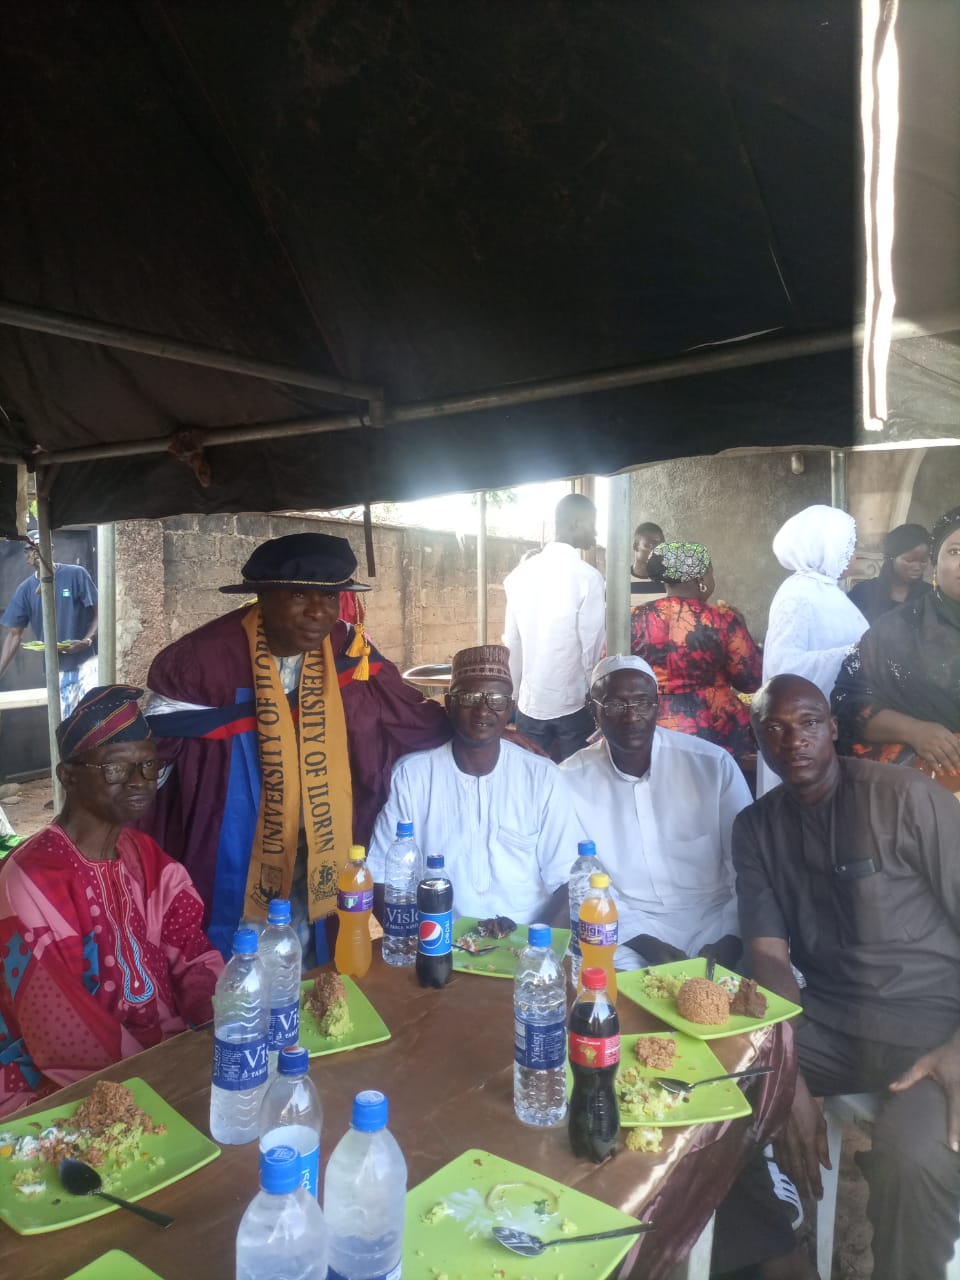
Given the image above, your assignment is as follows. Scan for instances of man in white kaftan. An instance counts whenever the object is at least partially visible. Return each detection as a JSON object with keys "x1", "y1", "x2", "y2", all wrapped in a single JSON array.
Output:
[
  {"x1": 368, "y1": 645, "x2": 580, "y2": 923},
  {"x1": 562, "y1": 655, "x2": 752, "y2": 971}
]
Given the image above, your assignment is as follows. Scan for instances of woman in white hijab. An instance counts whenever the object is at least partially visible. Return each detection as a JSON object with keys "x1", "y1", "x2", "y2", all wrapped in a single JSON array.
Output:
[{"x1": 757, "y1": 505, "x2": 868, "y2": 794}]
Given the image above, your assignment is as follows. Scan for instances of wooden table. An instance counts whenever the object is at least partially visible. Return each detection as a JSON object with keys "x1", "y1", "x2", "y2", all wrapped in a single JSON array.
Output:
[{"x1": 0, "y1": 953, "x2": 793, "y2": 1280}]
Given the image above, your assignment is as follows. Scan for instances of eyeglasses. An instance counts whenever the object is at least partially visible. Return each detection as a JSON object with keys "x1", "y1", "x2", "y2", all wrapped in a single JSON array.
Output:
[
  {"x1": 593, "y1": 697, "x2": 658, "y2": 717},
  {"x1": 449, "y1": 691, "x2": 513, "y2": 712},
  {"x1": 67, "y1": 759, "x2": 168, "y2": 784}
]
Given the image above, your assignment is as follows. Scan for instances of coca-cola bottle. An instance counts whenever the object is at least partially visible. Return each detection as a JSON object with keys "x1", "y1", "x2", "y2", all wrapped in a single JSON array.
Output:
[{"x1": 567, "y1": 966, "x2": 619, "y2": 1162}]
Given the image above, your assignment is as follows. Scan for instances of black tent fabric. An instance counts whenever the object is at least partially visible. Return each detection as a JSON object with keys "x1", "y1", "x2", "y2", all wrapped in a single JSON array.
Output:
[{"x1": 0, "y1": 1, "x2": 956, "y2": 530}]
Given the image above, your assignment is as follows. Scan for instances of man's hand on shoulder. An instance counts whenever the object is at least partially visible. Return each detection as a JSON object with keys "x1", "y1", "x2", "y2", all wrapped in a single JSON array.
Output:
[
  {"x1": 775, "y1": 1073, "x2": 830, "y2": 1200},
  {"x1": 890, "y1": 1032, "x2": 960, "y2": 1151}
]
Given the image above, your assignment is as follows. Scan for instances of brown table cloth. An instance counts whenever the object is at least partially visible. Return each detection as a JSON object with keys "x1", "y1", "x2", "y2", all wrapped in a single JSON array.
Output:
[{"x1": 0, "y1": 951, "x2": 795, "y2": 1279}]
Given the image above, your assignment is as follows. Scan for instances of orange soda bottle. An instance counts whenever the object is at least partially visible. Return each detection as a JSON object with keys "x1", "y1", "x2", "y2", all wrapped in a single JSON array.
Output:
[
  {"x1": 577, "y1": 872, "x2": 618, "y2": 1002},
  {"x1": 334, "y1": 844, "x2": 374, "y2": 978}
]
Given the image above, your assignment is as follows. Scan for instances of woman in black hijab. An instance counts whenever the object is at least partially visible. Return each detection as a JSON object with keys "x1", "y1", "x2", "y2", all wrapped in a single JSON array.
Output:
[
  {"x1": 847, "y1": 522, "x2": 932, "y2": 623},
  {"x1": 832, "y1": 507, "x2": 960, "y2": 782}
]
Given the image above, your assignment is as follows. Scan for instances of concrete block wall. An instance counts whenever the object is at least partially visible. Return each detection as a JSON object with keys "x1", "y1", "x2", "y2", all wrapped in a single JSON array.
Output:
[{"x1": 115, "y1": 513, "x2": 538, "y2": 687}]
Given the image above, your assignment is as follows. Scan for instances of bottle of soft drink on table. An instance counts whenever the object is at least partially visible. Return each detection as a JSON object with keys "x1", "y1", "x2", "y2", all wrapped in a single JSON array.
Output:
[
  {"x1": 416, "y1": 853, "x2": 453, "y2": 988},
  {"x1": 566, "y1": 839, "x2": 603, "y2": 986},
  {"x1": 382, "y1": 819, "x2": 422, "y2": 967},
  {"x1": 259, "y1": 898, "x2": 302, "y2": 1076},
  {"x1": 568, "y1": 967, "x2": 620, "y2": 1162},
  {"x1": 578, "y1": 871, "x2": 618, "y2": 1002},
  {"x1": 259, "y1": 1045, "x2": 323, "y2": 1198},
  {"x1": 236, "y1": 1145, "x2": 328, "y2": 1280},
  {"x1": 513, "y1": 923, "x2": 568, "y2": 1126},
  {"x1": 210, "y1": 927, "x2": 269, "y2": 1145},
  {"x1": 324, "y1": 1090, "x2": 407, "y2": 1280},
  {"x1": 335, "y1": 845, "x2": 374, "y2": 979}
]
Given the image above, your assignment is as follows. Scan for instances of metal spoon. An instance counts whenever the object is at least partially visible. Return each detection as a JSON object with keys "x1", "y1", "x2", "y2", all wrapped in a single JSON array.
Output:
[
  {"x1": 654, "y1": 1065, "x2": 774, "y2": 1097},
  {"x1": 493, "y1": 1222, "x2": 654, "y2": 1257},
  {"x1": 59, "y1": 1157, "x2": 175, "y2": 1229}
]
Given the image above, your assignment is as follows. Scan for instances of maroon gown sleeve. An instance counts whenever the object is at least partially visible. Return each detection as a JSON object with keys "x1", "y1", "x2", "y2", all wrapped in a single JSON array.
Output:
[{"x1": 341, "y1": 653, "x2": 451, "y2": 846}]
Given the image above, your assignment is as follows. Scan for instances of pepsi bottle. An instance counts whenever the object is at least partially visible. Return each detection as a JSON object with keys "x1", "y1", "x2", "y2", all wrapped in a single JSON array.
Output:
[{"x1": 416, "y1": 854, "x2": 453, "y2": 988}]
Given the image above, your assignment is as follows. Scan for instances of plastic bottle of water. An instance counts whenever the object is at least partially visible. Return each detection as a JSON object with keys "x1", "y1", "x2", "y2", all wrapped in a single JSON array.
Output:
[
  {"x1": 513, "y1": 923, "x2": 568, "y2": 1127},
  {"x1": 236, "y1": 1144, "x2": 328, "y2": 1280},
  {"x1": 210, "y1": 927, "x2": 269, "y2": 1145},
  {"x1": 324, "y1": 1090, "x2": 407, "y2": 1280},
  {"x1": 382, "y1": 820, "x2": 422, "y2": 967},
  {"x1": 566, "y1": 839, "x2": 603, "y2": 986},
  {"x1": 259, "y1": 899, "x2": 302, "y2": 1076},
  {"x1": 259, "y1": 1046, "x2": 323, "y2": 1198}
]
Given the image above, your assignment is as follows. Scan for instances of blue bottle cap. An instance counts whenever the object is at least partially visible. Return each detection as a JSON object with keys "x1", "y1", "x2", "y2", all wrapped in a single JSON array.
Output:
[
  {"x1": 528, "y1": 923, "x2": 551, "y2": 949},
  {"x1": 260, "y1": 1145, "x2": 300, "y2": 1194},
  {"x1": 397, "y1": 820, "x2": 414, "y2": 838},
  {"x1": 267, "y1": 898, "x2": 292, "y2": 924},
  {"x1": 578, "y1": 840, "x2": 597, "y2": 857},
  {"x1": 232, "y1": 927, "x2": 259, "y2": 956},
  {"x1": 277, "y1": 1045, "x2": 309, "y2": 1077},
  {"x1": 426, "y1": 854, "x2": 444, "y2": 870},
  {"x1": 352, "y1": 1089, "x2": 388, "y2": 1132}
]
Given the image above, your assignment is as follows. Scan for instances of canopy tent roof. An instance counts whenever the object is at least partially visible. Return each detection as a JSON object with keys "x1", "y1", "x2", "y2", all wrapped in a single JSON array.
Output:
[{"x1": 0, "y1": 1, "x2": 958, "y2": 532}]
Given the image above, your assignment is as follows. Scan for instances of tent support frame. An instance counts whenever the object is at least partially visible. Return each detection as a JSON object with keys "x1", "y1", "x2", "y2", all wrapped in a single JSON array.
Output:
[{"x1": 4, "y1": 310, "x2": 958, "y2": 472}]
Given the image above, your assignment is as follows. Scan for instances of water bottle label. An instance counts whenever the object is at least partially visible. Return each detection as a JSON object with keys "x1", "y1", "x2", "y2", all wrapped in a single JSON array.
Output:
[
  {"x1": 578, "y1": 919, "x2": 618, "y2": 947},
  {"x1": 568, "y1": 1031, "x2": 620, "y2": 1068},
  {"x1": 338, "y1": 887, "x2": 374, "y2": 912},
  {"x1": 514, "y1": 1016, "x2": 566, "y2": 1070},
  {"x1": 212, "y1": 1035, "x2": 268, "y2": 1090},
  {"x1": 568, "y1": 916, "x2": 582, "y2": 956},
  {"x1": 329, "y1": 1266, "x2": 400, "y2": 1280},
  {"x1": 384, "y1": 899, "x2": 419, "y2": 939},
  {"x1": 417, "y1": 909, "x2": 452, "y2": 955},
  {"x1": 267, "y1": 999, "x2": 300, "y2": 1052}
]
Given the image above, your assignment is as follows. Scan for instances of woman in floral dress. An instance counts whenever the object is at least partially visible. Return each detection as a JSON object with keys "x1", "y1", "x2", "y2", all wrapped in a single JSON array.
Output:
[{"x1": 630, "y1": 541, "x2": 761, "y2": 763}]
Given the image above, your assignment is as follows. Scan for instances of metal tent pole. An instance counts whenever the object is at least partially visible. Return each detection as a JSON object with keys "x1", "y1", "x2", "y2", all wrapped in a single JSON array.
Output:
[
  {"x1": 605, "y1": 473, "x2": 633, "y2": 657},
  {"x1": 476, "y1": 491, "x2": 488, "y2": 644},
  {"x1": 97, "y1": 522, "x2": 117, "y2": 682},
  {"x1": 0, "y1": 300, "x2": 381, "y2": 402},
  {"x1": 36, "y1": 493, "x2": 63, "y2": 810},
  {"x1": 831, "y1": 451, "x2": 848, "y2": 509}
]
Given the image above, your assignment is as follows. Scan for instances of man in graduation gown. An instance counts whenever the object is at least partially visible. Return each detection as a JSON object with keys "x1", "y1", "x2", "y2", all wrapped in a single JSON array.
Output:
[{"x1": 142, "y1": 533, "x2": 449, "y2": 958}]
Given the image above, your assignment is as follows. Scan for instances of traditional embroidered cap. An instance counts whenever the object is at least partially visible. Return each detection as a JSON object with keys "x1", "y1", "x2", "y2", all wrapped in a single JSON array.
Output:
[
  {"x1": 450, "y1": 644, "x2": 512, "y2": 687},
  {"x1": 648, "y1": 541, "x2": 711, "y2": 583},
  {"x1": 220, "y1": 533, "x2": 371, "y2": 594},
  {"x1": 57, "y1": 684, "x2": 152, "y2": 759},
  {"x1": 591, "y1": 654, "x2": 657, "y2": 690}
]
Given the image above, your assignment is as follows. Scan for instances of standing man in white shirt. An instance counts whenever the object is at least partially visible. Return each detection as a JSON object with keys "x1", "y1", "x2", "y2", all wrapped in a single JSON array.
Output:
[
  {"x1": 561, "y1": 654, "x2": 751, "y2": 971},
  {"x1": 368, "y1": 644, "x2": 579, "y2": 923},
  {"x1": 502, "y1": 493, "x2": 605, "y2": 760}
]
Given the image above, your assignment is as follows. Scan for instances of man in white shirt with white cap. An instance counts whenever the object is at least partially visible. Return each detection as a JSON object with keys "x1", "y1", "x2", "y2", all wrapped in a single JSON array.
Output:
[{"x1": 561, "y1": 654, "x2": 752, "y2": 971}]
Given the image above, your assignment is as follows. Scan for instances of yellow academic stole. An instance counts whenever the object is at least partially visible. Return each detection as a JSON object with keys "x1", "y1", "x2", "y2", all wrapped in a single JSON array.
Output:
[{"x1": 241, "y1": 605, "x2": 352, "y2": 921}]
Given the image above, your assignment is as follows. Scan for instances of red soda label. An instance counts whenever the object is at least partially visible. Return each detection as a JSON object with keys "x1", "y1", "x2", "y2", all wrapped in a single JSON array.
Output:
[{"x1": 568, "y1": 1031, "x2": 620, "y2": 1068}]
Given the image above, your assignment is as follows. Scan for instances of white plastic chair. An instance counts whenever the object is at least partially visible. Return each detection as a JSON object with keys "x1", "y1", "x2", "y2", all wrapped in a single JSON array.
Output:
[
  {"x1": 819, "y1": 1092, "x2": 960, "y2": 1279},
  {"x1": 668, "y1": 1210, "x2": 715, "y2": 1279}
]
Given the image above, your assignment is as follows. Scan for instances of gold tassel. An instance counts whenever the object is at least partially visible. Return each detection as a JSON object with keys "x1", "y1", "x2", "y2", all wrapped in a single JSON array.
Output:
[{"x1": 346, "y1": 597, "x2": 371, "y2": 680}]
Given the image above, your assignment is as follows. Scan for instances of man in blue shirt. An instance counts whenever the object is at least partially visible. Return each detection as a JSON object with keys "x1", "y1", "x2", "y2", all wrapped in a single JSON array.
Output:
[{"x1": 0, "y1": 532, "x2": 98, "y2": 717}]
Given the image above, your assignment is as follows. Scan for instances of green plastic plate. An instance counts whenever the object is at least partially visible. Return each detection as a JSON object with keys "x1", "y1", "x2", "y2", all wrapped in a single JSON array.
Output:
[
  {"x1": 618, "y1": 959, "x2": 802, "y2": 1040},
  {"x1": 0, "y1": 1077, "x2": 219, "y2": 1235},
  {"x1": 298, "y1": 975, "x2": 391, "y2": 1057},
  {"x1": 452, "y1": 917, "x2": 571, "y2": 979},
  {"x1": 64, "y1": 1251, "x2": 166, "y2": 1279},
  {"x1": 404, "y1": 1148, "x2": 644, "y2": 1279},
  {"x1": 565, "y1": 1031, "x2": 752, "y2": 1127}
]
